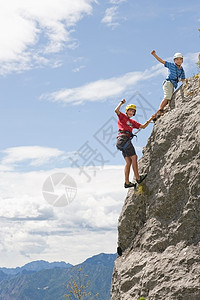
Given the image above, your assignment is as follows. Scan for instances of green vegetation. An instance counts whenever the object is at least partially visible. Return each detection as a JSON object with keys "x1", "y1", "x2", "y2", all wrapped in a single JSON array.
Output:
[{"x1": 64, "y1": 268, "x2": 99, "y2": 300}]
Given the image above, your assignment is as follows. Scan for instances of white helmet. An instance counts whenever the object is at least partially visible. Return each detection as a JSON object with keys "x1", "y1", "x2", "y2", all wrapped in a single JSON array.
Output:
[{"x1": 173, "y1": 52, "x2": 183, "y2": 60}]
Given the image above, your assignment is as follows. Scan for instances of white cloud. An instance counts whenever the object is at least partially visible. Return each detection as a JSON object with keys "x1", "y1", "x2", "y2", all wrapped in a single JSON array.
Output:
[
  {"x1": 101, "y1": 0, "x2": 127, "y2": 29},
  {"x1": 72, "y1": 65, "x2": 86, "y2": 73},
  {"x1": 182, "y1": 52, "x2": 199, "y2": 73},
  {"x1": 41, "y1": 52, "x2": 198, "y2": 106},
  {"x1": 0, "y1": 164, "x2": 126, "y2": 267},
  {"x1": 0, "y1": 146, "x2": 65, "y2": 170},
  {"x1": 109, "y1": 0, "x2": 127, "y2": 3},
  {"x1": 41, "y1": 63, "x2": 166, "y2": 105},
  {"x1": 0, "y1": 0, "x2": 96, "y2": 75},
  {"x1": 101, "y1": 6, "x2": 120, "y2": 28}
]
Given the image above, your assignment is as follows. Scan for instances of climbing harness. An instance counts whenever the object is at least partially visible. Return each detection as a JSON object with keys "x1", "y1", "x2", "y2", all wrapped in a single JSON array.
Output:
[
  {"x1": 122, "y1": 139, "x2": 131, "y2": 151},
  {"x1": 118, "y1": 129, "x2": 141, "y2": 151},
  {"x1": 183, "y1": 75, "x2": 200, "y2": 96},
  {"x1": 118, "y1": 131, "x2": 134, "y2": 151}
]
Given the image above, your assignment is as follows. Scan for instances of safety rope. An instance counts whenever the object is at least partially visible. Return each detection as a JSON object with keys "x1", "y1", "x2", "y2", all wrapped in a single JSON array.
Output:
[
  {"x1": 183, "y1": 75, "x2": 200, "y2": 96},
  {"x1": 134, "y1": 128, "x2": 142, "y2": 136},
  {"x1": 131, "y1": 128, "x2": 142, "y2": 141}
]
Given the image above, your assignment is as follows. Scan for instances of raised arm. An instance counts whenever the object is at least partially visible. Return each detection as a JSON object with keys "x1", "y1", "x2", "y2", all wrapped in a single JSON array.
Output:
[
  {"x1": 115, "y1": 99, "x2": 126, "y2": 116},
  {"x1": 151, "y1": 50, "x2": 165, "y2": 65}
]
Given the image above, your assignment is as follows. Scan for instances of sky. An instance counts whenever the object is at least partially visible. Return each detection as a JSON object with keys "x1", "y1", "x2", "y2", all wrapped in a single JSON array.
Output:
[{"x1": 0, "y1": 0, "x2": 199, "y2": 268}]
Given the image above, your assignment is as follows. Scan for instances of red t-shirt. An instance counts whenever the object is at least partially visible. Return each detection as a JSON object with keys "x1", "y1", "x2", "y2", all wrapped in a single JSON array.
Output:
[{"x1": 118, "y1": 112, "x2": 141, "y2": 133}]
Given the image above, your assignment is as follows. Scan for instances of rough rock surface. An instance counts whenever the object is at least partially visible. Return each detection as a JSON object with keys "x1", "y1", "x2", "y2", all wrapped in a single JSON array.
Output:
[{"x1": 111, "y1": 77, "x2": 200, "y2": 300}]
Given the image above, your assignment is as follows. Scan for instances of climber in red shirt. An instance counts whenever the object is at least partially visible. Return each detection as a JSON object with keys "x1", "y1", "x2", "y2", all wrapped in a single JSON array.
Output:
[{"x1": 115, "y1": 99, "x2": 152, "y2": 188}]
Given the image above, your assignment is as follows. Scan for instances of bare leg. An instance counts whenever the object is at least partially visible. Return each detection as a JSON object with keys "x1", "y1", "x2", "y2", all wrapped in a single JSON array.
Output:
[
  {"x1": 152, "y1": 98, "x2": 169, "y2": 118},
  {"x1": 158, "y1": 98, "x2": 169, "y2": 111},
  {"x1": 124, "y1": 157, "x2": 132, "y2": 183},
  {"x1": 131, "y1": 155, "x2": 140, "y2": 181}
]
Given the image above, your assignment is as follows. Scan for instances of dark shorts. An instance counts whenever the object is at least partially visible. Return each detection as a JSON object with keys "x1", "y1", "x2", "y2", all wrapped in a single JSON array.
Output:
[{"x1": 116, "y1": 135, "x2": 136, "y2": 158}]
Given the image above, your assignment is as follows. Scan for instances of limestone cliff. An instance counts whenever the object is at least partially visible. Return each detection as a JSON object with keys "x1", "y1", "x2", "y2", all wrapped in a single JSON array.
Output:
[{"x1": 111, "y1": 77, "x2": 200, "y2": 300}]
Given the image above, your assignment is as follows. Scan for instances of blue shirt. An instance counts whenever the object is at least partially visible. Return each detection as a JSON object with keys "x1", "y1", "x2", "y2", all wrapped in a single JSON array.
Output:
[{"x1": 164, "y1": 61, "x2": 185, "y2": 89}]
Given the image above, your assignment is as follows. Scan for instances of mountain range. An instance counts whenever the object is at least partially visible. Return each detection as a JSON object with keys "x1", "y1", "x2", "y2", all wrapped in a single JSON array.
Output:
[{"x1": 0, "y1": 253, "x2": 117, "y2": 300}]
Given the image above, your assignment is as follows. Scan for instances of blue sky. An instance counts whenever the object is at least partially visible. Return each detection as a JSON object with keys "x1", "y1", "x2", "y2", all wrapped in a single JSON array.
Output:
[{"x1": 0, "y1": 0, "x2": 199, "y2": 267}]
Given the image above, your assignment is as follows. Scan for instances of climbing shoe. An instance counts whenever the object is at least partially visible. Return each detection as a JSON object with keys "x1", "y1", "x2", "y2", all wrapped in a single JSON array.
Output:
[
  {"x1": 136, "y1": 174, "x2": 147, "y2": 184},
  {"x1": 153, "y1": 113, "x2": 163, "y2": 122},
  {"x1": 124, "y1": 182, "x2": 136, "y2": 188},
  {"x1": 152, "y1": 109, "x2": 164, "y2": 122},
  {"x1": 153, "y1": 114, "x2": 161, "y2": 122},
  {"x1": 152, "y1": 117, "x2": 157, "y2": 122}
]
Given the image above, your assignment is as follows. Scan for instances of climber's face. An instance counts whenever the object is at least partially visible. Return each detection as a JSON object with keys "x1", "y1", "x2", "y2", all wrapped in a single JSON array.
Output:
[
  {"x1": 174, "y1": 57, "x2": 183, "y2": 67},
  {"x1": 126, "y1": 109, "x2": 136, "y2": 118}
]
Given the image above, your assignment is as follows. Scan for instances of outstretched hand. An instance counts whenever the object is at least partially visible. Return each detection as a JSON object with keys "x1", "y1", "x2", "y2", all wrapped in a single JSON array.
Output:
[{"x1": 151, "y1": 50, "x2": 156, "y2": 56}]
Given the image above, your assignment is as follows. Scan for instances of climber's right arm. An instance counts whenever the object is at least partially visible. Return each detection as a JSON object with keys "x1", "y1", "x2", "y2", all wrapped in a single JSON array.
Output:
[
  {"x1": 151, "y1": 50, "x2": 165, "y2": 65},
  {"x1": 115, "y1": 99, "x2": 126, "y2": 116}
]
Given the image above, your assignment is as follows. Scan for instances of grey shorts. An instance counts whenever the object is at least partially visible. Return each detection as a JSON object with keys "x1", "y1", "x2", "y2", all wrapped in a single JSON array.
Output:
[
  {"x1": 163, "y1": 80, "x2": 174, "y2": 100},
  {"x1": 116, "y1": 135, "x2": 136, "y2": 158}
]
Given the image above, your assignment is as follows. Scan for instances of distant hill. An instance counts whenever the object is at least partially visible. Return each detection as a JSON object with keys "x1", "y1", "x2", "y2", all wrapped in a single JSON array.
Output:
[
  {"x1": 0, "y1": 260, "x2": 72, "y2": 276},
  {"x1": 84, "y1": 253, "x2": 116, "y2": 267},
  {"x1": 0, "y1": 253, "x2": 117, "y2": 300}
]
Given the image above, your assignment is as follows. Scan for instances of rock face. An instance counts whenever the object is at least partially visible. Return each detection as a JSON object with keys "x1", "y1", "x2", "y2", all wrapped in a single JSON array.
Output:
[{"x1": 111, "y1": 77, "x2": 200, "y2": 300}]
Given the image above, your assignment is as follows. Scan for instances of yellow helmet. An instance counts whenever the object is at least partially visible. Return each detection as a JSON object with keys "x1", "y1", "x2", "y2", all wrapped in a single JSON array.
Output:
[{"x1": 125, "y1": 104, "x2": 136, "y2": 113}]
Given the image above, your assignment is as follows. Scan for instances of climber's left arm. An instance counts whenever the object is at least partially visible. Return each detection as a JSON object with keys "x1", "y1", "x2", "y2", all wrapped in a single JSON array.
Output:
[{"x1": 140, "y1": 116, "x2": 153, "y2": 129}]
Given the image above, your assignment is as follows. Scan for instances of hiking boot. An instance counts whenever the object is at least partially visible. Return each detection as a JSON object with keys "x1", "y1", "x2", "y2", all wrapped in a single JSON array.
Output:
[
  {"x1": 136, "y1": 174, "x2": 147, "y2": 184},
  {"x1": 124, "y1": 182, "x2": 136, "y2": 188}
]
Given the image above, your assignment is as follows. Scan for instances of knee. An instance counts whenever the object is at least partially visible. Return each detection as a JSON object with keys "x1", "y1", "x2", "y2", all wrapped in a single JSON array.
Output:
[
  {"x1": 126, "y1": 161, "x2": 131, "y2": 167},
  {"x1": 125, "y1": 159, "x2": 131, "y2": 167}
]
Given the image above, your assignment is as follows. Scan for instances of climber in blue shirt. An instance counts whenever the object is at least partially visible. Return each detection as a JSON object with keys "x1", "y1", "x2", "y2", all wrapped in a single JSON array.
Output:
[
  {"x1": 151, "y1": 50, "x2": 186, "y2": 121},
  {"x1": 164, "y1": 60, "x2": 185, "y2": 89}
]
